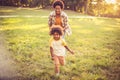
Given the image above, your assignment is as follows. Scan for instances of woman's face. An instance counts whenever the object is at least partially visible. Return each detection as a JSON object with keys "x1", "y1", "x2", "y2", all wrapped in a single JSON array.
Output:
[{"x1": 55, "y1": 5, "x2": 62, "y2": 15}]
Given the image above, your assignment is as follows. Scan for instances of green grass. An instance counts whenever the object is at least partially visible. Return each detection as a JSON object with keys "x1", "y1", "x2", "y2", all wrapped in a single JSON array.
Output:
[{"x1": 0, "y1": 6, "x2": 120, "y2": 80}]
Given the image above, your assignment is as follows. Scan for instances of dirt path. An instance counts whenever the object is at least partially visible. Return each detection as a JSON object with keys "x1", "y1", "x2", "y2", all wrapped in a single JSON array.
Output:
[{"x1": 0, "y1": 33, "x2": 18, "y2": 80}]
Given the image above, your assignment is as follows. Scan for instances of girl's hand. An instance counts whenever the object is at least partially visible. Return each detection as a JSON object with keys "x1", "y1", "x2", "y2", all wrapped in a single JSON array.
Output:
[
  {"x1": 51, "y1": 54, "x2": 55, "y2": 60},
  {"x1": 51, "y1": 57, "x2": 54, "y2": 60},
  {"x1": 70, "y1": 50, "x2": 74, "y2": 55}
]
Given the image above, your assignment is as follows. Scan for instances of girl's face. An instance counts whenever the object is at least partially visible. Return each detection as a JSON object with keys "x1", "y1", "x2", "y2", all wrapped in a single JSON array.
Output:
[
  {"x1": 53, "y1": 32, "x2": 61, "y2": 40},
  {"x1": 55, "y1": 5, "x2": 62, "y2": 15}
]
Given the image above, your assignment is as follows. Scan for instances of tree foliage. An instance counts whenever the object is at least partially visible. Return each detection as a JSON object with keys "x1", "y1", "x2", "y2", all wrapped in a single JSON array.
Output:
[{"x1": 0, "y1": 0, "x2": 120, "y2": 17}]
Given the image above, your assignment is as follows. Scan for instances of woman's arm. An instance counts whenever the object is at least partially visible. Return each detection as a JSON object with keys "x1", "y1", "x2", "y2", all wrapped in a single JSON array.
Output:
[
  {"x1": 48, "y1": 15, "x2": 52, "y2": 27},
  {"x1": 62, "y1": 12, "x2": 72, "y2": 35}
]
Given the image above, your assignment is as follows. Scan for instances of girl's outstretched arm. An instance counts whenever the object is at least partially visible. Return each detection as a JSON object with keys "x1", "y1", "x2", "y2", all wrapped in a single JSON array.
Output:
[{"x1": 64, "y1": 46, "x2": 74, "y2": 54}]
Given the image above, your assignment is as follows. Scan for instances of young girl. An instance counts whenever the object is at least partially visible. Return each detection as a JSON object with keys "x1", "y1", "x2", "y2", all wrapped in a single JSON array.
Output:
[{"x1": 49, "y1": 27, "x2": 74, "y2": 76}]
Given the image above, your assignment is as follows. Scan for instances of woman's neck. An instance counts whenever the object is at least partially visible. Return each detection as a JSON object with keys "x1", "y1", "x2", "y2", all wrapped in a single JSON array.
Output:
[{"x1": 56, "y1": 14, "x2": 60, "y2": 17}]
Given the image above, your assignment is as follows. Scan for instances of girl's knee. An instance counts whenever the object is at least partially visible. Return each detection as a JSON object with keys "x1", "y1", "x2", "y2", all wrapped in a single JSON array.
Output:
[
  {"x1": 61, "y1": 63, "x2": 65, "y2": 66},
  {"x1": 55, "y1": 64, "x2": 59, "y2": 68}
]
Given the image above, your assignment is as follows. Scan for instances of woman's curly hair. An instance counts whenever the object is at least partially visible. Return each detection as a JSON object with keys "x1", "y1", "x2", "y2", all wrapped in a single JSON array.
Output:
[
  {"x1": 50, "y1": 27, "x2": 63, "y2": 36},
  {"x1": 52, "y1": 0, "x2": 64, "y2": 9}
]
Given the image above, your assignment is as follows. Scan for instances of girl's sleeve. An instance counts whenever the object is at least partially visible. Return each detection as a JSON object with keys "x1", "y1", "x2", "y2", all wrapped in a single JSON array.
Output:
[
  {"x1": 62, "y1": 39, "x2": 67, "y2": 46},
  {"x1": 49, "y1": 38, "x2": 53, "y2": 47}
]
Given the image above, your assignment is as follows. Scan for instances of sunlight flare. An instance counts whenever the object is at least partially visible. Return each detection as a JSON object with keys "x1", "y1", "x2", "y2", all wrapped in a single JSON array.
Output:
[{"x1": 105, "y1": 0, "x2": 116, "y2": 4}]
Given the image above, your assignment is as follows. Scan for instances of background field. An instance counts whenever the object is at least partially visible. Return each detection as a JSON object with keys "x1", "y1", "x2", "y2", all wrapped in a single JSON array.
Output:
[{"x1": 0, "y1": 6, "x2": 120, "y2": 80}]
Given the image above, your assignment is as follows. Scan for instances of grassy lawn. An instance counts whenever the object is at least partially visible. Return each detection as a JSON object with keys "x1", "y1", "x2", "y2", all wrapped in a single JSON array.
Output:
[{"x1": 0, "y1": 6, "x2": 120, "y2": 80}]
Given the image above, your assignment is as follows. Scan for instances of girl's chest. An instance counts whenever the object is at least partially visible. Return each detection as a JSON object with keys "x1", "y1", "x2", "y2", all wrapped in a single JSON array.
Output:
[{"x1": 52, "y1": 40, "x2": 62, "y2": 47}]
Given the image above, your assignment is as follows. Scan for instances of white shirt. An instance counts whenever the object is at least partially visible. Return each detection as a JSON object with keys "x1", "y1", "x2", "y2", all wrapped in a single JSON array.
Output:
[{"x1": 50, "y1": 38, "x2": 66, "y2": 56}]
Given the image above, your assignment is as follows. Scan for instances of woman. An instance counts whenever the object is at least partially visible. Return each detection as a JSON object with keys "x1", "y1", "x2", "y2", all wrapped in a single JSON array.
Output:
[{"x1": 48, "y1": 0, "x2": 72, "y2": 38}]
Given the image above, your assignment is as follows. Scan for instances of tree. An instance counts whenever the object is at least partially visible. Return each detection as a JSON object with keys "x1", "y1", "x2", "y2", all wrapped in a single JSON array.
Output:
[
  {"x1": 29, "y1": 0, "x2": 50, "y2": 8},
  {"x1": 20, "y1": 0, "x2": 28, "y2": 7},
  {"x1": 83, "y1": 0, "x2": 91, "y2": 14}
]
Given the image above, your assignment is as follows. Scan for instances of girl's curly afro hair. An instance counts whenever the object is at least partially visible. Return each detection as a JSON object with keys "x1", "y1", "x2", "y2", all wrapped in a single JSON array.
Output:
[{"x1": 50, "y1": 27, "x2": 63, "y2": 36}]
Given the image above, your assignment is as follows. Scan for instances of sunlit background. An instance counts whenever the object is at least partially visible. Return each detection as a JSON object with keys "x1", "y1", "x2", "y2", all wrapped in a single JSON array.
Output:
[
  {"x1": 105, "y1": 0, "x2": 116, "y2": 4},
  {"x1": 0, "y1": 0, "x2": 120, "y2": 80}
]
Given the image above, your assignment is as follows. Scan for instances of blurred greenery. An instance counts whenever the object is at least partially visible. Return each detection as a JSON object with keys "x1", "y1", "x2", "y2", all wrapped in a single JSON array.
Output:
[{"x1": 1, "y1": 0, "x2": 120, "y2": 17}]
